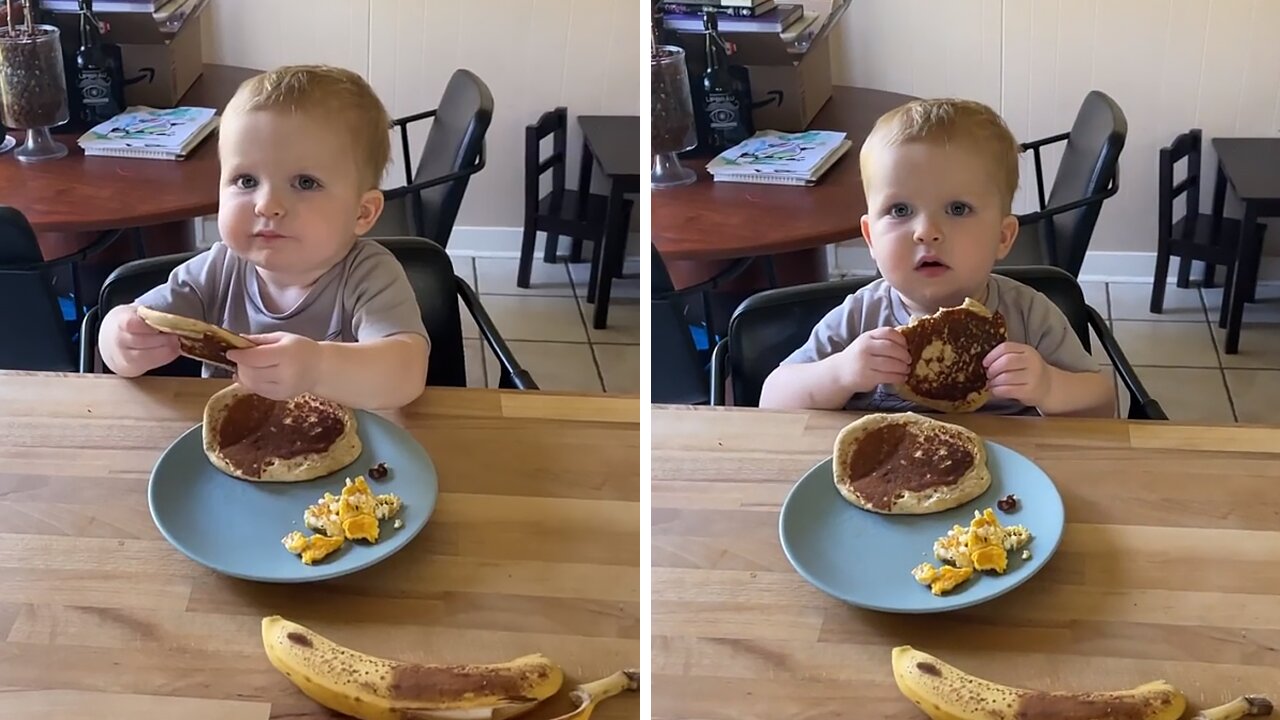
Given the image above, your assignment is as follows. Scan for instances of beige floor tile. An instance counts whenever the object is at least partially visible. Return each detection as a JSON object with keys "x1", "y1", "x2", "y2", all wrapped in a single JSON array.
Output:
[
  {"x1": 464, "y1": 338, "x2": 486, "y2": 388},
  {"x1": 1215, "y1": 323, "x2": 1280, "y2": 370},
  {"x1": 479, "y1": 295, "x2": 588, "y2": 343},
  {"x1": 1224, "y1": 369, "x2": 1280, "y2": 426},
  {"x1": 1109, "y1": 282, "x2": 1206, "y2": 322},
  {"x1": 1202, "y1": 283, "x2": 1280, "y2": 325},
  {"x1": 1110, "y1": 320, "x2": 1220, "y2": 368},
  {"x1": 475, "y1": 257, "x2": 574, "y2": 297},
  {"x1": 1080, "y1": 281, "x2": 1108, "y2": 317},
  {"x1": 594, "y1": 344, "x2": 640, "y2": 395},
  {"x1": 580, "y1": 297, "x2": 640, "y2": 344},
  {"x1": 1119, "y1": 367, "x2": 1235, "y2": 424},
  {"x1": 486, "y1": 341, "x2": 602, "y2": 393},
  {"x1": 568, "y1": 261, "x2": 640, "y2": 300},
  {"x1": 449, "y1": 254, "x2": 477, "y2": 289}
]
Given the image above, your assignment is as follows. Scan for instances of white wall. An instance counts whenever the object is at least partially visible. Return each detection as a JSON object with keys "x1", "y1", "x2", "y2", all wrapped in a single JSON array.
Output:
[
  {"x1": 825, "y1": 0, "x2": 1280, "y2": 280},
  {"x1": 200, "y1": 0, "x2": 642, "y2": 256}
]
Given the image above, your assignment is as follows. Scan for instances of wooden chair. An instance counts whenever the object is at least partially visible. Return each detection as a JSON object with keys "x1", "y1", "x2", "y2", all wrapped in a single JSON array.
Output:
[
  {"x1": 1150, "y1": 128, "x2": 1266, "y2": 313},
  {"x1": 516, "y1": 107, "x2": 632, "y2": 289}
]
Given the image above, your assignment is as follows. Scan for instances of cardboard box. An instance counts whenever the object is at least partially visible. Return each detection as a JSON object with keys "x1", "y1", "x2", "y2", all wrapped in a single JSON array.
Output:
[
  {"x1": 48, "y1": 0, "x2": 207, "y2": 108},
  {"x1": 672, "y1": 0, "x2": 846, "y2": 133}
]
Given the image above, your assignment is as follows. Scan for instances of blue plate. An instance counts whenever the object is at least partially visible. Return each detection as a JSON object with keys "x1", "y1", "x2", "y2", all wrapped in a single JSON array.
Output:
[
  {"x1": 149, "y1": 410, "x2": 438, "y2": 583},
  {"x1": 778, "y1": 441, "x2": 1064, "y2": 613}
]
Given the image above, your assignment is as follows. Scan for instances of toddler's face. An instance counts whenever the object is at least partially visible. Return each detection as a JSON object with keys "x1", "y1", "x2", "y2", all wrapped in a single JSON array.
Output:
[
  {"x1": 859, "y1": 140, "x2": 1018, "y2": 313},
  {"x1": 217, "y1": 109, "x2": 382, "y2": 284}
]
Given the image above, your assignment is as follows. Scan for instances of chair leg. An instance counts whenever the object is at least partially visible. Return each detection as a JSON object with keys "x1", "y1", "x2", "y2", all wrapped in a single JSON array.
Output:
[
  {"x1": 517, "y1": 224, "x2": 539, "y2": 289},
  {"x1": 569, "y1": 237, "x2": 585, "y2": 263},
  {"x1": 1248, "y1": 229, "x2": 1264, "y2": 303},
  {"x1": 542, "y1": 232, "x2": 561, "y2": 264},
  {"x1": 1150, "y1": 240, "x2": 1171, "y2": 314},
  {"x1": 1175, "y1": 253, "x2": 1193, "y2": 289}
]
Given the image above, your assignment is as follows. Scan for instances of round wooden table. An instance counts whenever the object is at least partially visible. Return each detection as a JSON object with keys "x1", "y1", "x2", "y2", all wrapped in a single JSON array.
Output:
[
  {"x1": 1, "y1": 64, "x2": 259, "y2": 260},
  {"x1": 652, "y1": 86, "x2": 917, "y2": 290}
]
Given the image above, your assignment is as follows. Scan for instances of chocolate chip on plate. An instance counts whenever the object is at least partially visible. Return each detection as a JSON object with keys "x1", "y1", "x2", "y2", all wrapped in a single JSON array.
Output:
[
  {"x1": 368, "y1": 462, "x2": 389, "y2": 480},
  {"x1": 996, "y1": 493, "x2": 1018, "y2": 512}
]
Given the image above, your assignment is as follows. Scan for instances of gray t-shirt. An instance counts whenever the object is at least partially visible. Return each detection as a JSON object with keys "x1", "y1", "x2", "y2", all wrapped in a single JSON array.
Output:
[
  {"x1": 134, "y1": 239, "x2": 429, "y2": 377},
  {"x1": 780, "y1": 274, "x2": 1100, "y2": 415}
]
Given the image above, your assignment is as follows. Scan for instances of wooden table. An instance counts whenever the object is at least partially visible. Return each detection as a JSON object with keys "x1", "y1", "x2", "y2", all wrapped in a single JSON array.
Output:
[
  {"x1": 1208, "y1": 138, "x2": 1280, "y2": 355},
  {"x1": 0, "y1": 373, "x2": 640, "y2": 720},
  {"x1": 651, "y1": 86, "x2": 916, "y2": 292},
  {"x1": 1, "y1": 64, "x2": 258, "y2": 261},
  {"x1": 577, "y1": 115, "x2": 640, "y2": 330},
  {"x1": 652, "y1": 405, "x2": 1280, "y2": 719}
]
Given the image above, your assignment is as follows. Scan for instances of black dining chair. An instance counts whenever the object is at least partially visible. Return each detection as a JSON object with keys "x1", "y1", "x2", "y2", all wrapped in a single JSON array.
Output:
[
  {"x1": 1149, "y1": 128, "x2": 1266, "y2": 313},
  {"x1": 79, "y1": 236, "x2": 536, "y2": 390},
  {"x1": 516, "y1": 107, "x2": 632, "y2": 289},
  {"x1": 0, "y1": 206, "x2": 79, "y2": 371},
  {"x1": 999, "y1": 90, "x2": 1127, "y2": 278},
  {"x1": 368, "y1": 69, "x2": 494, "y2": 248},
  {"x1": 711, "y1": 266, "x2": 1166, "y2": 420}
]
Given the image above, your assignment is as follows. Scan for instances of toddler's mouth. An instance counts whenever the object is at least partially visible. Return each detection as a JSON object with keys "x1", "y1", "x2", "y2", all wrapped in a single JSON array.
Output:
[{"x1": 915, "y1": 256, "x2": 950, "y2": 271}]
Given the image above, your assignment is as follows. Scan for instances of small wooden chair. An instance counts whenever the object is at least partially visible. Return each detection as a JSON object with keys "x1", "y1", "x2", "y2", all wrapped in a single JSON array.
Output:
[
  {"x1": 1150, "y1": 128, "x2": 1266, "y2": 313},
  {"x1": 516, "y1": 107, "x2": 632, "y2": 289}
]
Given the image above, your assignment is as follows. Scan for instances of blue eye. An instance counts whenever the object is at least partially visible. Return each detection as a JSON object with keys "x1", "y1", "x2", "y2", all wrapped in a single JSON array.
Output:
[
  {"x1": 296, "y1": 175, "x2": 321, "y2": 191},
  {"x1": 233, "y1": 175, "x2": 257, "y2": 189},
  {"x1": 888, "y1": 203, "x2": 912, "y2": 218},
  {"x1": 948, "y1": 202, "x2": 972, "y2": 216}
]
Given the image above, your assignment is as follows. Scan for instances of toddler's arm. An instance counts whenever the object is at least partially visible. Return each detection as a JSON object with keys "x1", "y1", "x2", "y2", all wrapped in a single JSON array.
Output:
[
  {"x1": 312, "y1": 333, "x2": 429, "y2": 410},
  {"x1": 99, "y1": 304, "x2": 181, "y2": 377},
  {"x1": 1039, "y1": 367, "x2": 1115, "y2": 417},
  {"x1": 760, "y1": 355, "x2": 861, "y2": 410}
]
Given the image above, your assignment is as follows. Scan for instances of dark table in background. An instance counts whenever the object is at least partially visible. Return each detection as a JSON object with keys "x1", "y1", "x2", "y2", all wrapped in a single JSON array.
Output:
[
  {"x1": 577, "y1": 115, "x2": 639, "y2": 329},
  {"x1": 1210, "y1": 138, "x2": 1280, "y2": 354}
]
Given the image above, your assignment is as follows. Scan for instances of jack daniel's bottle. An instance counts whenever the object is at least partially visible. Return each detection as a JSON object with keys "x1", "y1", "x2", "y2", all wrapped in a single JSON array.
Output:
[
  {"x1": 71, "y1": 0, "x2": 126, "y2": 126},
  {"x1": 696, "y1": 11, "x2": 753, "y2": 152}
]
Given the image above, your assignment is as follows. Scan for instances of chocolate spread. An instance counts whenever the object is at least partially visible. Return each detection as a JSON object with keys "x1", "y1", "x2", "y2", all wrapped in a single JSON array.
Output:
[
  {"x1": 216, "y1": 393, "x2": 345, "y2": 477},
  {"x1": 902, "y1": 308, "x2": 1006, "y2": 402},
  {"x1": 180, "y1": 332, "x2": 238, "y2": 367},
  {"x1": 846, "y1": 423, "x2": 974, "y2": 509},
  {"x1": 388, "y1": 664, "x2": 547, "y2": 704},
  {"x1": 1014, "y1": 693, "x2": 1159, "y2": 720}
]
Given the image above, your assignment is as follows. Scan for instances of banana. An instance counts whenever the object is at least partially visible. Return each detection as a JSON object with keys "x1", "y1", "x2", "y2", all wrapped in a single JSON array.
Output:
[
  {"x1": 891, "y1": 645, "x2": 1185, "y2": 720},
  {"x1": 1193, "y1": 695, "x2": 1274, "y2": 720},
  {"x1": 548, "y1": 669, "x2": 640, "y2": 720},
  {"x1": 261, "y1": 615, "x2": 564, "y2": 720}
]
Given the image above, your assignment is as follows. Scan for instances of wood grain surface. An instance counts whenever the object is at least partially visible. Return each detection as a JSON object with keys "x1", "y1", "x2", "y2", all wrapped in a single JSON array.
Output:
[
  {"x1": 1, "y1": 65, "x2": 257, "y2": 235},
  {"x1": 0, "y1": 373, "x2": 640, "y2": 720},
  {"x1": 652, "y1": 405, "x2": 1280, "y2": 719}
]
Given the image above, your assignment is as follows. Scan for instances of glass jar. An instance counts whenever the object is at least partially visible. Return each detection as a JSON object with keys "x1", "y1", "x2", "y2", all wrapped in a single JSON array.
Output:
[
  {"x1": 651, "y1": 45, "x2": 697, "y2": 189},
  {"x1": 0, "y1": 24, "x2": 71, "y2": 162}
]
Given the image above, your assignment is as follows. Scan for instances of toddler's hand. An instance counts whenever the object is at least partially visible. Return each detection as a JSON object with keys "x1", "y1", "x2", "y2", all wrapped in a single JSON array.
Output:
[
  {"x1": 838, "y1": 327, "x2": 911, "y2": 394},
  {"x1": 984, "y1": 341, "x2": 1052, "y2": 407},
  {"x1": 225, "y1": 332, "x2": 323, "y2": 401},
  {"x1": 107, "y1": 306, "x2": 180, "y2": 374}
]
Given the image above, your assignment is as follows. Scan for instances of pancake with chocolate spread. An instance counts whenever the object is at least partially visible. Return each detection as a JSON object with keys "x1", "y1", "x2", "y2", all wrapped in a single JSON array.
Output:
[
  {"x1": 202, "y1": 384, "x2": 362, "y2": 482},
  {"x1": 136, "y1": 306, "x2": 256, "y2": 372},
  {"x1": 832, "y1": 412, "x2": 990, "y2": 514},
  {"x1": 895, "y1": 297, "x2": 1007, "y2": 413}
]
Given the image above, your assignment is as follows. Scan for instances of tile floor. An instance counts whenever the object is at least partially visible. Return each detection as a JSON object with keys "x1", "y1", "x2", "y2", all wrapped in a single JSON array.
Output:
[
  {"x1": 450, "y1": 254, "x2": 640, "y2": 395},
  {"x1": 1089, "y1": 280, "x2": 1280, "y2": 425}
]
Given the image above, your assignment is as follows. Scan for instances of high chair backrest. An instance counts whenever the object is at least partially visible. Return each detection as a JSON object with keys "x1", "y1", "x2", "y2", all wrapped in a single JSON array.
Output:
[
  {"x1": 1158, "y1": 128, "x2": 1202, "y2": 244},
  {"x1": 524, "y1": 107, "x2": 568, "y2": 214}
]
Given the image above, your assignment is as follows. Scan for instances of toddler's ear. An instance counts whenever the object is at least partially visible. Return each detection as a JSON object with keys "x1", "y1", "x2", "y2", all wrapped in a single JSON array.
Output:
[
  {"x1": 354, "y1": 189, "x2": 386, "y2": 236},
  {"x1": 994, "y1": 214, "x2": 1019, "y2": 259},
  {"x1": 860, "y1": 214, "x2": 874, "y2": 252}
]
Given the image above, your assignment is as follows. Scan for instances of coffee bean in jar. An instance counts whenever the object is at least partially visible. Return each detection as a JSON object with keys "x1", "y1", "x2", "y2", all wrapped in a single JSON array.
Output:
[
  {"x1": 652, "y1": 46, "x2": 696, "y2": 155},
  {"x1": 0, "y1": 24, "x2": 71, "y2": 130}
]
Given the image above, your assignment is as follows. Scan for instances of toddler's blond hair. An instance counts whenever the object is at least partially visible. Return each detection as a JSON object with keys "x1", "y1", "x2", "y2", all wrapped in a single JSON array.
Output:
[
  {"x1": 222, "y1": 64, "x2": 391, "y2": 191},
  {"x1": 860, "y1": 98, "x2": 1021, "y2": 213}
]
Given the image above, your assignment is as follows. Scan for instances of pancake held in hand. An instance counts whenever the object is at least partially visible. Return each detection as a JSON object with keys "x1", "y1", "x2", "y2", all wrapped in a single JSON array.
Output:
[
  {"x1": 832, "y1": 412, "x2": 990, "y2": 515},
  {"x1": 895, "y1": 298, "x2": 1007, "y2": 413},
  {"x1": 203, "y1": 384, "x2": 362, "y2": 482},
  {"x1": 136, "y1": 306, "x2": 256, "y2": 371}
]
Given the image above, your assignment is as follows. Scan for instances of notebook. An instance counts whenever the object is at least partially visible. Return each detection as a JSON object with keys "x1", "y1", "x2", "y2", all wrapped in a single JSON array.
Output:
[
  {"x1": 77, "y1": 106, "x2": 218, "y2": 161},
  {"x1": 706, "y1": 129, "x2": 851, "y2": 186}
]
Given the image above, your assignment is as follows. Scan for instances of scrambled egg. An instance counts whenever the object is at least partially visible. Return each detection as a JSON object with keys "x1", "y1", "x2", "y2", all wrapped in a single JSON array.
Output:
[
  {"x1": 282, "y1": 475, "x2": 404, "y2": 565},
  {"x1": 912, "y1": 508, "x2": 1032, "y2": 595}
]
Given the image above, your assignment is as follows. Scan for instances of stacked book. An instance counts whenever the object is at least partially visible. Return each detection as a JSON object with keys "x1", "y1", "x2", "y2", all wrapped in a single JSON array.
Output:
[
  {"x1": 77, "y1": 105, "x2": 218, "y2": 160},
  {"x1": 659, "y1": 0, "x2": 807, "y2": 33},
  {"x1": 706, "y1": 130, "x2": 852, "y2": 186}
]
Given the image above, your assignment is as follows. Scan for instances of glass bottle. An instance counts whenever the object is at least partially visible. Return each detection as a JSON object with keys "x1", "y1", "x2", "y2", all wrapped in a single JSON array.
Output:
[
  {"x1": 696, "y1": 11, "x2": 753, "y2": 153},
  {"x1": 71, "y1": 0, "x2": 126, "y2": 127}
]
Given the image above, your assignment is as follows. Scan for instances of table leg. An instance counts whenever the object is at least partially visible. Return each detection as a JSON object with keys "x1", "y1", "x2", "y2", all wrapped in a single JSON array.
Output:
[
  {"x1": 566, "y1": 140, "x2": 595, "y2": 265},
  {"x1": 590, "y1": 183, "x2": 628, "y2": 329},
  {"x1": 1221, "y1": 204, "x2": 1258, "y2": 354},
  {"x1": 1199, "y1": 162, "x2": 1228, "y2": 288}
]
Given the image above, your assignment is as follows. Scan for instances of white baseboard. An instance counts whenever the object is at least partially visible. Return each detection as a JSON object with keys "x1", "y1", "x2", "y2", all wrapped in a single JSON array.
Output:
[
  {"x1": 828, "y1": 240, "x2": 1280, "y2": 285},
  {"x1": 446, "y1": 226, "x2": 640, "y2": 261}
]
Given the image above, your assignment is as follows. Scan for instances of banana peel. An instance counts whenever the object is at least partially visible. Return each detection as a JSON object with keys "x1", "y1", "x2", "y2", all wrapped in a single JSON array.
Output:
[
  {"x1": 546, "y1": 669, "x2": 640, "y2": 720},
  {"x1": 1193, "y1": 695, "x2": 1274, "y2": 720}
]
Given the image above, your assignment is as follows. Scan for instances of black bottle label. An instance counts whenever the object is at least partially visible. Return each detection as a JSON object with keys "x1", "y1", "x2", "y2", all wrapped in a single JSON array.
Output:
[
  {"x1": 78, "y1": 68, "x2": 112, "y2": 107},
  {"x1": 705, "y1": 91, "x2": 741, "y2": 131}
]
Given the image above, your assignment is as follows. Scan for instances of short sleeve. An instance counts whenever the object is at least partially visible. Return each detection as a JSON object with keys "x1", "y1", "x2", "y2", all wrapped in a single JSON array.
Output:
[
  {"x1": 346, "y1": 246, "x2": 431, "y2": 347},
  {"x1": 131, "y1": 243, "x2": 226, "y2": 321},
  {"x1": 779, "y1": 292, "x2": 864, "y2": 366},
  {"x1": 1024, "y1": 292, "x2": 1101, "y2": 374}
]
